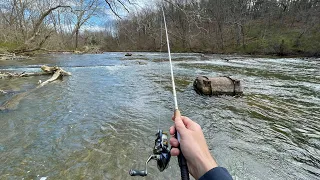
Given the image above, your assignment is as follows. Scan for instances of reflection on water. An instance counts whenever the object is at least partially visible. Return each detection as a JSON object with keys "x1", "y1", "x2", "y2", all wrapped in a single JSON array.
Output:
[{"x1": 0, "y1": 53, "x2": 319, "y2": 179}]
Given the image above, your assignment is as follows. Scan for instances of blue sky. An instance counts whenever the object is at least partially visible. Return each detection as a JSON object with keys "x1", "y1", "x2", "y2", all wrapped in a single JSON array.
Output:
[
  {"x1": 0, "y1": 0, "x2": 155, "y2": 32},
  {"x1": 84, "y1": 0, "x2": 155, "y2": 31}
]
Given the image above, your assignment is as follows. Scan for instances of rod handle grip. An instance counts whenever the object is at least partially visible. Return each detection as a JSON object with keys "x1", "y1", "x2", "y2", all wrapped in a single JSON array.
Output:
[
  {"x1": 174, "y1": 109, "x2": 181, "y2": 119},
  {"x1": 178, "y1": 152, "x2": 190, "y2": 180},
  {"x1": 174, "y1": 109, "x2": 190, "y2": 179}
]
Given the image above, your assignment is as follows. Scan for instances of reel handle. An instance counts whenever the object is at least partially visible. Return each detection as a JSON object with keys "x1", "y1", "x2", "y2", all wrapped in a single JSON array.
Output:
[{"x1": 129, "y1": 169, "x2": 147, "y2": 176}]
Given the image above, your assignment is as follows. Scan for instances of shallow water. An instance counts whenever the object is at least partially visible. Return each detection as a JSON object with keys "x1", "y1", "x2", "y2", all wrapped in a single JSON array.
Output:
[{"x1": 0, "y1": 53, "x2": 319, "y2": 179}]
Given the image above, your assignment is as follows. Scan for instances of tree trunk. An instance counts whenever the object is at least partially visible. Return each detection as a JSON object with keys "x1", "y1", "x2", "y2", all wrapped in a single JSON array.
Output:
[
  {"x1": 75, "y1": 29, "x2": 79, "y2": 49},
  {"x1": 15, "y1": 5, "x2": 70, "y2": 54}
]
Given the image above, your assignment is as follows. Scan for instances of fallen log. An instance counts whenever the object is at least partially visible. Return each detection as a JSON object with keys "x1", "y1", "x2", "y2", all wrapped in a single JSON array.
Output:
[
  {"x1": 0, "y1": 65, "x2": 71, "y2": 79},
  {"x1": 0, "y1": 66, "x2": 71, "y2": 111},
  {"x1": 41, "y1": 65, "x2": 71, "y2": 76},
  {"x1": 37, "y1": 69, "x2": 62, "y2": 88},
  {"x1": 193, "y1": 76, "x2": 243, "y2": 96},
  {"x1": 0, "y1": 53, "x2": 31, "y2": 61},
  {"x1": 0, "y1": 71, "x2": 49, "y2": 79},
  {"x1": 0, "y1": 89, "x2": 7, "y2": 94}
]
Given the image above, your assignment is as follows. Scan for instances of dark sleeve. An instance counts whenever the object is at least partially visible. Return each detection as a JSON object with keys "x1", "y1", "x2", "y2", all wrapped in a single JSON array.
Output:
[{"x1": 199, "y1": 167, "x2": 233, "y2": 180}]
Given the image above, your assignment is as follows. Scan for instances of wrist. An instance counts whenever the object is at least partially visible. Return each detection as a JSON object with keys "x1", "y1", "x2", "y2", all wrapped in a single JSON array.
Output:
[{"x1": 195, "y1": 152, "x2": 218, "y2": 179}]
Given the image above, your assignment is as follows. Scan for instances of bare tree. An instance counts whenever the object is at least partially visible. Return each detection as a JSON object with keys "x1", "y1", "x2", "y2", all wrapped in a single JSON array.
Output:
[{"x1": 6, "y1": 0, "x2": 72, "y2": 53}]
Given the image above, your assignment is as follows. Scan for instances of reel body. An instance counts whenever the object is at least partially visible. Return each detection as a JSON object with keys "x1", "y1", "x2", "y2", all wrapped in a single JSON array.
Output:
[{"x1": 129, "y1": 130, "x2": 171, "y2": 176}]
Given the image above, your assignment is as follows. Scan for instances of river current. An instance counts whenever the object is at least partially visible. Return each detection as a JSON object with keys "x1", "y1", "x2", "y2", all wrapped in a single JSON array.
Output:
[{"x1": 0, "y1": 53, "x2": 319, "y2": 179}]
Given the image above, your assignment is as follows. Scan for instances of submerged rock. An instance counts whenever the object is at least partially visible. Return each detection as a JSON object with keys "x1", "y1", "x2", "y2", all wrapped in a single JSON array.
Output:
[{"x1": 193, "y1": 76, "x2": 243, "y2": 96}]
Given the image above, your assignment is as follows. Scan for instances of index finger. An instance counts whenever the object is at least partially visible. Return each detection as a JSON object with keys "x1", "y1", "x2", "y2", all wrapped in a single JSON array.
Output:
[{"x1": 169, "y1": 126, "x2": 176, "y2": 135}]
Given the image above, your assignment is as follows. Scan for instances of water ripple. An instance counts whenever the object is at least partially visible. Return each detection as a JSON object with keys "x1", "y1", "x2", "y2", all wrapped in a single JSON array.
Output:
[{"x1": 0, "y1": 54, "x2": 319, "y2": 179}]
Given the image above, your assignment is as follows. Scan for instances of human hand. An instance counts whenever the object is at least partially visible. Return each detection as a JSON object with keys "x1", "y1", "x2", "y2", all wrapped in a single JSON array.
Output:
[{"x1": 170, "y1": 114, "x2": 218, "y2": 179}]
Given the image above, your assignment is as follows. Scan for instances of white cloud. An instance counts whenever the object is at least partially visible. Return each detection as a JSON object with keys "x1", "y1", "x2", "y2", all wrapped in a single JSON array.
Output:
[
  {"x1": 128, "y1": 0, "x2": 157, "y2": 12},
  {"x1": 102, "y1": 0, "x2": 157, "y2": 20},
  {"x1": 52, "y1": 23, "x2": 106, "y2": 33},
  {"x1": 0, "y1": 0, "x2": 11, "y2": 13},
  {"x1": 80, "y1": 25, "x2": 106, "y2": 32}
]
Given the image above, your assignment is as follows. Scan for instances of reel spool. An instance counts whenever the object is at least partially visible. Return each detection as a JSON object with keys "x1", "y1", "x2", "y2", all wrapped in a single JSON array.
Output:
[{"x1": 129, "y1": 130, "x2": 171, "y2": 176}]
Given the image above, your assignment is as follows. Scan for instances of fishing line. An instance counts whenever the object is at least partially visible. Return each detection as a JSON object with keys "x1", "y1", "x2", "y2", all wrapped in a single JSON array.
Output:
[{"x1": 157, "y1": 17, "x2": 164, "y2": 130}]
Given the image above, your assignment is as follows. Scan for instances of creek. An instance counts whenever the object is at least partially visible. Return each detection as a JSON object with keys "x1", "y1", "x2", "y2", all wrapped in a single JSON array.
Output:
[{"x1": 0, "y1": 53, "x2": 319, "y2": 179}]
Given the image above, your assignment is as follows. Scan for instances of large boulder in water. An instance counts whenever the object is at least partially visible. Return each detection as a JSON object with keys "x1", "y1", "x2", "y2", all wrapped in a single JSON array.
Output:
[{"x1": 193, "y1": 76, "x2": 243, "y2": 96}]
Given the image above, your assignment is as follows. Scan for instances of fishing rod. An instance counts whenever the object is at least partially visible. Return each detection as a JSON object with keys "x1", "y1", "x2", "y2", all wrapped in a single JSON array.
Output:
[
  {"x1": 161, "y1": 3, "x2": 190, "y2": 180},
  {"x1": 129, "y1": 2, "x2": 190, "y2": 180}
]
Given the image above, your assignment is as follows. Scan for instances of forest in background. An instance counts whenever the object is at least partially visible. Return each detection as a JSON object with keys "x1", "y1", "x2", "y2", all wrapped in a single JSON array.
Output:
[{"x1": 0, "y1": 0, "x2": 320, "y2": 56}]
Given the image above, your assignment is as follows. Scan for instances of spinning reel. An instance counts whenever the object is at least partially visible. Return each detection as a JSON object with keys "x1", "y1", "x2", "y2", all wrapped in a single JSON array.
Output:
[{"x1": 129, "y1": 130, "x2": 171, "y2": 176}]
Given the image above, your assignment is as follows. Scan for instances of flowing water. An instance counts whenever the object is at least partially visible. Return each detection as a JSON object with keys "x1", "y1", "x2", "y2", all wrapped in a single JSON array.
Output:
[{"x1": 0, "y1": 53, "x2": 319, "y2": 180}]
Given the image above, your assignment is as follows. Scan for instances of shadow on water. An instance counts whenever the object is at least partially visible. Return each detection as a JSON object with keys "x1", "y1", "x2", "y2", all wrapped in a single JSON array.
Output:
[{"x1": 0, "y1": 53, "x2": 319, "y2": 179}]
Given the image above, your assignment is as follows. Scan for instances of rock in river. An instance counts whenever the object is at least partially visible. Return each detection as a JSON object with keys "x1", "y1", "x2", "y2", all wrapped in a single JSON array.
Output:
[{"x1": 193, "y1": 76, "x2": 243, "y2": 96}]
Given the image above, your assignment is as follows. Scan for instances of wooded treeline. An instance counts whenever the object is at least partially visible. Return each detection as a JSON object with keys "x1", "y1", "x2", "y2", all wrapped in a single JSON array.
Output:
[
  {"x1": 0, "y1": 0, "x2": 131, "y2": 54},
  {"x1": 1, "y1": 0, "x2": 319, "y2": 56},
  {"x1": 113, "y1": 0, "x2": 320, "y2": 56}
]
